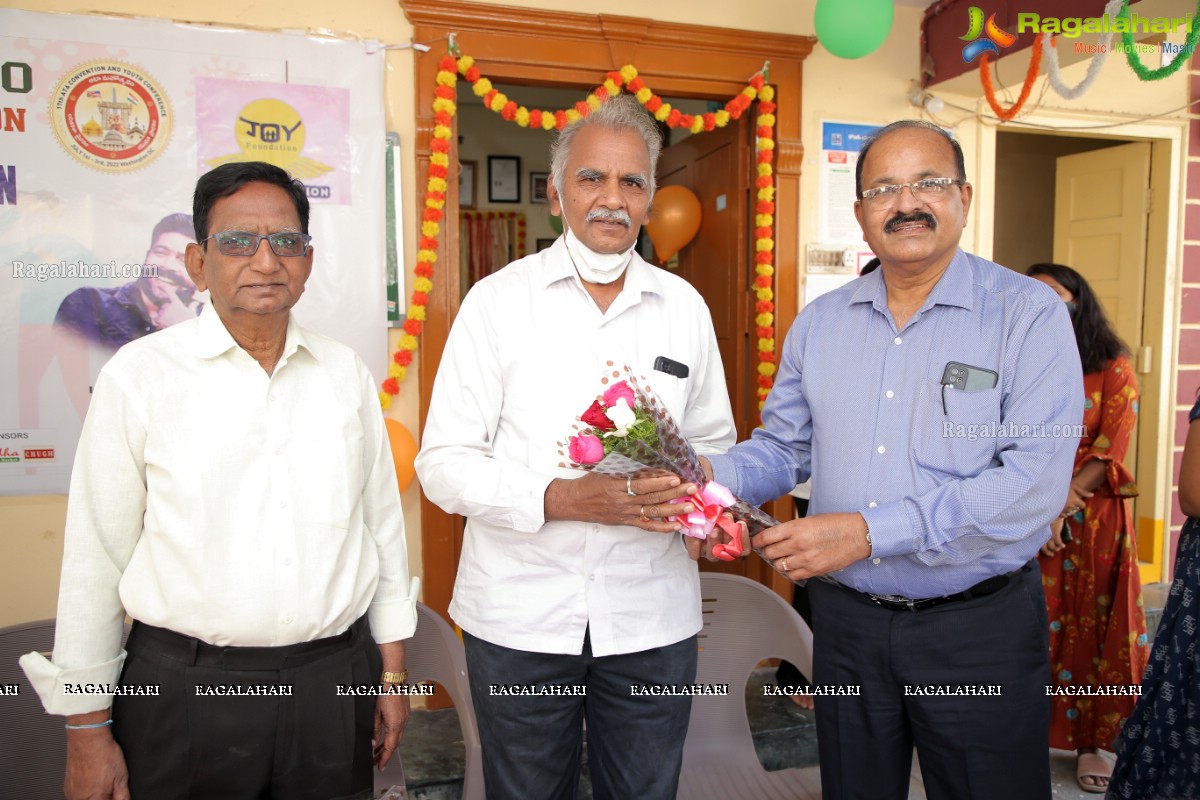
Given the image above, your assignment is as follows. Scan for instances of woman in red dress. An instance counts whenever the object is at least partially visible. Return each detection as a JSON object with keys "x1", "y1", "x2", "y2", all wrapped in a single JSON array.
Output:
[{"x1": 1027, "y1": 264, "x2": 1148, "y2": 794}]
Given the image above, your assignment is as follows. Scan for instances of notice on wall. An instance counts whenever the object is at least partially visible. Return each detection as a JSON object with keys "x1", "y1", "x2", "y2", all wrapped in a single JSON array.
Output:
[
  {"x1": 817, "y1": 121, "x2": 879, "y2": 245},
  {"x1": 0, "y1": 9, "x2": 388, "y2": 495}
]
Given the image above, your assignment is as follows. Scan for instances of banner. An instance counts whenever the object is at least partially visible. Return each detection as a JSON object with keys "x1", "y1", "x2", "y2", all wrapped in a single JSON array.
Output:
[{"x1": 0, "y1": 10, "x2": 388, "y2": 495}]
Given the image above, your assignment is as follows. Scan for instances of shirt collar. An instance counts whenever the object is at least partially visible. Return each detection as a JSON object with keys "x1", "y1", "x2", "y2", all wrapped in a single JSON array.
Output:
[
  {"x1": 193, "y1": 303, "x2": 315, "y2": 363},
  {"x1": 848, "y1": 248, "x2": 974, "y2": 313}
]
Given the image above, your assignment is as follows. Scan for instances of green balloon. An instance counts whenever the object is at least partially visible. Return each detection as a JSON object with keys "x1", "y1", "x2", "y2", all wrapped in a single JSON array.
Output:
[
  {"x1": 548, "y1": 214, "x2": 564, "y2": 235},
  {"x1": 814, "y1": 0, "x2": 893, "y2": 60}
]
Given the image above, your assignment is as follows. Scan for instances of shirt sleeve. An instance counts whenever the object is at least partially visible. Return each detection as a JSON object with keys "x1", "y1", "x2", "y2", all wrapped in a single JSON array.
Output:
[
  {"x1": 414, "y1": 286, "x2": 554, "y2": 534},
  {"x1": 709, "y1": 315, "x2": 813, "y2": 503},
  {"x1": 357, "y1": 360, "x2": 418, "y2": 644},
  {"x1": 19, "y1": 368, "x2": 147, "y2": 715},
  {"x1": 863, "y1": 300, "x2": 1084, "y2": 562}
]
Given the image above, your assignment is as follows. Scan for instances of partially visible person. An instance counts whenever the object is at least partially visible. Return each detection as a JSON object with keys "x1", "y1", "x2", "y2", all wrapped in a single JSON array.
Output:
[
  {"x1": 21, "y1": 162, "x2": 417, "y2": 800},
  {"x1": 1029, "y1": 263, "x2": 1148, "y2": 793},
  {"x1": 1107, "y1": 388, "x2": 1200, "y2": 800},
  {"x1": 54, "y1": 213, "x2": 202, "y2": 349}
]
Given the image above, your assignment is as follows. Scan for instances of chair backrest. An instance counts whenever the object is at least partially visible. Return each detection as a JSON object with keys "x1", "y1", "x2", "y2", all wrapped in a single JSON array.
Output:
[
  {"x1": 0, "y1": 619, "x2": 66, "y2": 799},
  {"x1": 684, "y1": 573, "x2": 814, "y2": 763},
  {"x1": 377, "y1": 603, "x2": 484, "y2": 800}
]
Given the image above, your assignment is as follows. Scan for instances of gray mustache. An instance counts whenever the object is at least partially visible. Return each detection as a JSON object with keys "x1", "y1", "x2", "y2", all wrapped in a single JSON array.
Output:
[
  {"x1": 884, "y1": 212, "x2": 937, "y2": 233},
  {"x1": 587, "y1": 209, "x2": 632, "y2": 227}
]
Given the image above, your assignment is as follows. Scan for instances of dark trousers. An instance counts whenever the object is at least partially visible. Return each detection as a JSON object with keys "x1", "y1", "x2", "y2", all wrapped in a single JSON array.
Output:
[
  {"x1": 809, "y1": 565, "x2": 1052, "y2": 800},
  {"x1": 462, "y1": 629, "x2": 697, "y2": 800},
  {"x1": 113, "y1": 617, "x2": 380, "y2": 800}
]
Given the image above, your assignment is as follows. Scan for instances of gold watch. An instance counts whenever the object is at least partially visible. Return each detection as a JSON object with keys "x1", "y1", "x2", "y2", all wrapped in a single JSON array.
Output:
[{"x1": 381, "y1": 670, "x2": 408, "y2": 684}]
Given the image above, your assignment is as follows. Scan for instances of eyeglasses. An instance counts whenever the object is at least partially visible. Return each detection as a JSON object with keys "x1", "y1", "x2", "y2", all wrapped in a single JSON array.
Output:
[
  {"x1": 860, "y1": 177, "x2": 963, "y2": 203},
  {"x1": 201, "y1": 230, "x2": 312, "y2": 257}
]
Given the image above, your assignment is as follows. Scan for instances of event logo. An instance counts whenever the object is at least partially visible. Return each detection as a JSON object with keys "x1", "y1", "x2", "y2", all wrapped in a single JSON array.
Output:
[
  {"x1": 960, "y1": 7, "x2": 1018, "y2": 63},
  {"x1": 50, "y1": 61, "x2": 171, "y2": 172},
  {"x1": 205, "y1": 98, "x2": 333, "y2": 180}
]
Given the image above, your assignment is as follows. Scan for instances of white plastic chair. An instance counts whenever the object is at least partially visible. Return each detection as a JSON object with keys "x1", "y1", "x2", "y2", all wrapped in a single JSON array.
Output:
[
  {"x1": 376, "y1": 602, "x2": 484, "y2": 800},
  {"x1": 677, "y1": 573, "x2": 818, "y2": 799}
]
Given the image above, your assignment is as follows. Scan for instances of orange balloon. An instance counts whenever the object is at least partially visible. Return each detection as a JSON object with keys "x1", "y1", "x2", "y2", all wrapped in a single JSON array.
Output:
[
  {"x1": 647, "y1": 185, "x2": 702, "y2": 263},
  {"x1": 384, "y1": 418, "x2": 418, "y2": 493}
]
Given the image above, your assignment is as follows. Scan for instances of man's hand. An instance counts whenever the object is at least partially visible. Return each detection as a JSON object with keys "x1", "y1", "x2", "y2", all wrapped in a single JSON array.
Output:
[
  {"x1": 64, "y1": 712, "x2": 130, "y2": 800},
  {"x1": 374, "y1": 641, "x2": 409, "y2": 770},
  {"x1": 544, "y1": 471, "x2": 697, "y2": 533},
  {"x1": 752, "y1": 512, "x2": 870, "y2": 580},
  {"x1": 1040, "y1": 517, "x2": 1068, "y2": 558},
  {"x1": 683, "y1": 517, "x2": 749, "y2": 562}
]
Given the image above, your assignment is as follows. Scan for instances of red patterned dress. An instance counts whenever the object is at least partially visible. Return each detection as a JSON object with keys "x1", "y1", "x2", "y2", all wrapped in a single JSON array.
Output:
[{"x1": 1040, "y1": 354, "x2": 1148, "y2": 751}]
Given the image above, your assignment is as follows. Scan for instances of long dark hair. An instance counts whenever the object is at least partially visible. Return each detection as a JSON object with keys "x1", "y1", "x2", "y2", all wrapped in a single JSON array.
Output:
[{"x1": 1027, "y1": 263, "x2": 1128, "y2": 374}]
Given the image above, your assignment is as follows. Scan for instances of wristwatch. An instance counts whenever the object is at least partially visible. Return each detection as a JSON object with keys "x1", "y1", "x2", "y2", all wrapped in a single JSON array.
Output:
[{"x1": 381, "y1": 670, "x2": 408, "y2": 685}]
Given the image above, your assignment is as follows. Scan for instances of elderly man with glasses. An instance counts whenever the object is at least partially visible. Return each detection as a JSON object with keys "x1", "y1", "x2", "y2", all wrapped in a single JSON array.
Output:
[
  {"x1": 21, "y1": 161, "x2": 418, "y2": 800},
  {"x1": 704, "y1": 120, "x2": 1083, "y2": 800}
]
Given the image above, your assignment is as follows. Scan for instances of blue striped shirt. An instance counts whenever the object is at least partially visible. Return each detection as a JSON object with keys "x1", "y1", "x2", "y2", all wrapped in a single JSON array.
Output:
[{"x1": 710, "y1": 249, "x2": 1084, "y2": 598}]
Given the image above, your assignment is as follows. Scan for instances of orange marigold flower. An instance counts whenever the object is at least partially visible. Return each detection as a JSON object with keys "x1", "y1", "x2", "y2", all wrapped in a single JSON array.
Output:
[
  {"x1": 428, "y1": 164, "x2": 448, "y2": 179},
  {"x1": 464, "y1": 66, "x2": 480, "y2": 82},
  {"x1": 703, "y1": 113, "x2": 716, "y2": 131},
  {"x1": 434, "y1": 111, "x2": 452, "y2": 126},
  {"x1": 422, "y1": 207, "x2": 443, "y2": 222},
  {"x1": 574, "y1": 100, "x2": 589, "y2": 116},
  {"x1": 554, "y1": 110, "x2": 567, "y2": 128},
  {"x1": 502, "y1": 100, "x2": 517, "y2": 120},
  {"x1": 403, "y1": 319, "x2": 423, "y2": 336},
  {"x1": 411, "y1": 291, "x2": 428, "y2": 305},
  {"x1": 757, "y1": 326, "x2": 773, "y2": 338},
  {"x1": 750, "y1": 74, "x2": 764, "y2": 90},
  {"x1": 645, "y1": 95, "x2": 662, "y2": 112},
  {"x1": 431, "y1": 138, "x2": 450, "y2": 152},
  {"x1": 759, "y1": 101, "x2": 776, "y2": 114},
  {"x1": 435, "y1": 85, "x2": 456, "y2": 99},
  {"x1": 757, "y1": 201, "x2": 775, "y2": 214},
  {"x1": 530, "y1": 109, "x2": 543, "y2": 127},
  {"x1": 414, "y1": 263, "x2": 434, "y2": 278},
  {"x1": 628, "y1": 77, "x2": 645, "y2": 92},
  {"x1": 757, "y1": 149, "x2": 773, "y2": 164},
  {"x1": 395, "y1": 350, "x2": 413, "y2": 366},
  {"x1": 755, "y1": 301, "x2": 773, "y2": 313},
  {"x1": 438, "y1": 56, "x2": 456, "y2": 71},
  {"x1": 382, "y1": 377, "x2": 400, "y2": 395},
  {"x1": 666, "y1": 108, "x2": 682, "y2": 127},
  {"x1": 755, "y1": 251, "x2": 773, "y2": 264}
]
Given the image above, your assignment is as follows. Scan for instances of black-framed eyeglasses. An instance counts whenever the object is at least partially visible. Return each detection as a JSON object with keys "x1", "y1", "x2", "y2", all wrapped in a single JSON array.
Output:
[
  {"x1": 201, "y1": 230, "x2": 312, "y2": 257},
  {"x1": 860, "y1": 177, "x2": 963, "y2": 203}
]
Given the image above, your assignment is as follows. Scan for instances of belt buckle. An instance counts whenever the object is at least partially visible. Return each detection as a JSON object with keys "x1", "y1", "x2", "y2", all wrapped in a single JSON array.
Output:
[{"x1": 869, "y1": 593, "x2": 916, "y2": 611}]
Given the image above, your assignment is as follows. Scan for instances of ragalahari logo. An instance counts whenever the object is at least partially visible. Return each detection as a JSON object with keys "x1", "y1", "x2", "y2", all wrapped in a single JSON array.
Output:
[{"x1": 961, "y1": 7, "x2": 1018, "y2": 63}]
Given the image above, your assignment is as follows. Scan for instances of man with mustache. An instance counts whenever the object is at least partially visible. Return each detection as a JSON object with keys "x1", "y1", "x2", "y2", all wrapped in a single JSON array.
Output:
[
  {"x1": 705, "y1": 120, "x2": 1082, "y2": 799},
  {"x1": 416, "y1": 94, "x2": 736, "y2": 799}
]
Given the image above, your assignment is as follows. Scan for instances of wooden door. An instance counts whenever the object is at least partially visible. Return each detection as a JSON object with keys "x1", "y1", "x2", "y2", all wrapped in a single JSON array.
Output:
[{"x1": 1053, "y1": 141, "x2": 1154, "y2": 579}]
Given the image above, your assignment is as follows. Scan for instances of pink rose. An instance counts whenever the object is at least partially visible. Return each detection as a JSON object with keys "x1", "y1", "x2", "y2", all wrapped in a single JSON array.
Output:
[
  {"x1": 568, "y1": 433, "x2": 605, "y2": 465},
  {"x1": 581, "y1": 400, "x2": 616, "y2": 431},
  {"x1": 602, "y1": 380, "x2": 635, "y2": 410}
]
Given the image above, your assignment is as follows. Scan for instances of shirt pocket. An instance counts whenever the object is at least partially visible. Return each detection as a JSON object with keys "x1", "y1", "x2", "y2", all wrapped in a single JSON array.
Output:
[{"x1": 911, "y1": 379, "x2": 1003, "y2": 479}]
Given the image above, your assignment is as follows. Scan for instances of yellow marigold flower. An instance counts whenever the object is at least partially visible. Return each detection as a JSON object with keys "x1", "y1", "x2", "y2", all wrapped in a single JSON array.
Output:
[
  {"x1": 756, "y1": 287, "x2": 774, "y2": 302},
  {"x1": 565, "y1": 109, "x2": 582, "y2": 123},
  {"x1": 757, "y1": 187, "x2": 775, "y2": 202},
  {"x1": 758, "y1": 362, "x2": 777, "y2": 377},
  {"x1": 435, "y1": 71, "x2": 456, "y2": 87},
  {"x1": 413, "y1": 277, "x2": 433, "y2": 293},
  {"x1": 421, "y1": 222, "x2": 439, "y2": 238},
  {"x1": 760, "y1": 85, "x2": 775, "y2": 102},
  {"x1": 756, "y1": 265, "x2": 775, "y2": 278},
  {"x1": 758, "y1": 113, "x2": 775, "y2": 127},
  {"x1": 619, "y1": 65, "x2": 638, "y2": 82},
  {"x1": 756, "y1": 214, "x2": 773, "y2": 228},
  {"x1": 388, "y1": 362, "x2": 404, "y2": 379},
  {"x1": 432, "y1": 98, "x2": 455, "y2": 113},
  {"x1": 759, "y1": 138, "x2": 775, "y2": 150},
  {"x1": 400, "y1": 334, "x2": 418, "y2": 350},
  {"x1": 714, "y1": 110, "x2": 730, "y2": 127},
  {"x1": 758, "y1": 338, "x2": 775, "y2": 351},
  {"x1": 417, "y1": 249, "x2": 437, "y2": 263},
  {"x1": 585, "y1": 94, "x2": 600, "y2": 111},
  {"x1": 515, "y1": 107, "x2": 530, "y2": 127},
  {"x1": 428, "y1": 177, "x2": 448, "y2": 193},
  {"x1": 742, "y1": 86, "x2": 757, "y2": 98},
  {"x1": 635, "y1": 87, "x2": 652, "y2": 103},
  {"x1": 434, "y1": 124, "x2": 452, "y2": 139},
  {"x1": 473, "y1": 78, "x2": 492, "y2": 96},
  {"x1": 654, "y1": 104, "x2": 671, "y2": 122},
  {"x1": 427, "y1": 198, "x2": 445, "y2": 210},
  {"x1": 603, "y1": 79, "x2": 620, "y2": 95},
  {"x1": 690, "y1": 116, "x2": 704, "y2": 134},
  {"x1": 757, "y1": 163, "x2": 773, "y2": 177},
  {"x1": 756, "y1": 313, "x2": 774, "y2": 327},
  {"x1": 541, "y1": 113, "x2": 556, "y2": 130},
  {"x1": 430, "y1": 152, "x2": 449, "y2": 167},
  {"x1": 409, "y1": 305, "x2": 427, "y2": 321},
  {"x1": 490, "y1": 94, "x2": 507, "y2": 112},
  {"x1": 379, "y1": 392, "x2": 392, "y2": 410},
  {"x1": 456, "y1": 55, "x2": 474, "y2": 72}
]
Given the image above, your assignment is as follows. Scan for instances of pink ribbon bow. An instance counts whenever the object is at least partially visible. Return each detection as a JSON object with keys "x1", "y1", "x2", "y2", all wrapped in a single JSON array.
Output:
[{"x1": 668, "y1": 482, "x2": 744, "y2": 561}]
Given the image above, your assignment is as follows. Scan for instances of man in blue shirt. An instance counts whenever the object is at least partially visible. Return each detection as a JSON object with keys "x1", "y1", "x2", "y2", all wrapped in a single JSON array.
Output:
[{"x1": 707, "y1": 120, "x2": 1082, "y2": 799}]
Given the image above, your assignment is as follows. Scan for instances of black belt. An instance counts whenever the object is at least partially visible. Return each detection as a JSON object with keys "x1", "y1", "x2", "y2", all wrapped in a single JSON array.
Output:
[
  {"x1": 126, "y1": 616, "x2": 368, "y2": 671},
  {"x1": 859, "y1": 561, "x2": 1034, "y2": 612}
]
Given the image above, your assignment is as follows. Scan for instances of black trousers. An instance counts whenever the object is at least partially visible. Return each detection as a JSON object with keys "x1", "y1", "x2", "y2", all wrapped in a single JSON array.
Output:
[
  {"x1": 809, "y1": 565, "x2": 1052, "y2": 800},
  {"x1": 462, "y1": 629, "x2": 697, "y2": 800},
  {"x1": 112, "y1": 617, "x2": 380, "y2": 800}
]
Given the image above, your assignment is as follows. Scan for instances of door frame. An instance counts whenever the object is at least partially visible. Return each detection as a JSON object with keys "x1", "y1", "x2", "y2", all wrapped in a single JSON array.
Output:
[
  {"x1": 402, "y1": 0, "x2": 814, "y2": 618},
  {"x1": 975, "y1": 112, "x2": 1185, "y2": 584}
]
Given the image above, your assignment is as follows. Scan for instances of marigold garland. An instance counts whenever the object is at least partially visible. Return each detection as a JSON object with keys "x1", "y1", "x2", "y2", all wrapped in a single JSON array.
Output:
[
  {"x1": 382, "y1": 58, "x2": 779, "y2": 418},
  {"x1": 979, "y1": 33, "x2": 1045, "y2": 121}
]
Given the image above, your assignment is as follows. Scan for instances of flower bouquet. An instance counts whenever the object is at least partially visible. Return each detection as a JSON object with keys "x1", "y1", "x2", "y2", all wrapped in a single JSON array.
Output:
[{"x1": 557, "y1": 364, "x2": 783, "y2": 563}]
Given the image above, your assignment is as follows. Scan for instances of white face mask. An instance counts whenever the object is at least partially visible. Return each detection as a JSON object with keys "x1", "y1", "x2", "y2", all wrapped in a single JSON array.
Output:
[{"x1": 563, "y1": 223, "x2": 634, "y2": 285}]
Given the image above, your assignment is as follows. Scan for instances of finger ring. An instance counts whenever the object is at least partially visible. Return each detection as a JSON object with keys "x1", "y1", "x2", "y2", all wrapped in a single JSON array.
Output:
[
  {"x1": 640, "y1": 505, "x2": 649, "y2": 521},
  {"x1": 627, "y1": 476, "x2": 636, "y2": 497},
  {"x1": 779, "y1": 558, "x2": 789, "y2": 572}
]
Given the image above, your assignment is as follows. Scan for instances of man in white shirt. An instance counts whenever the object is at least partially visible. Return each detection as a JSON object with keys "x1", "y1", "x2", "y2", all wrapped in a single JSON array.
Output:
[
  {"x1": 415, "y1": 94, "x2": 736, "y2": 799},
  {"x1": 20, "y1": 161, "x2": 419, "y2": 800}
]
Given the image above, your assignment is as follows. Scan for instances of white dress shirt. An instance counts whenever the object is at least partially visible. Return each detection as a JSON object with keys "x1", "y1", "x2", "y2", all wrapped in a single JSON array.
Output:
[
  {"x1": 21, "y1": 304, "x2": 418, "y2": 715},
  {"x1": 415, "y1": 238, "x2": 735, "y2": 657}
]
